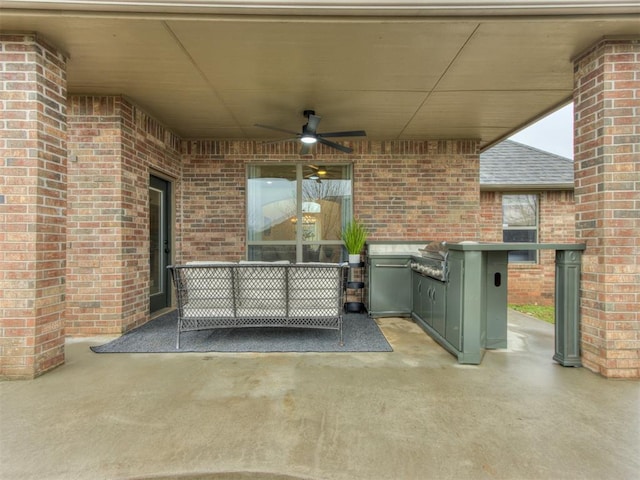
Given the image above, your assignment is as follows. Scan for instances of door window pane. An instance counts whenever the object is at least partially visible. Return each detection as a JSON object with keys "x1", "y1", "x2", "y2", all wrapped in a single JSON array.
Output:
[
  {"x1": 247, "y1": 165, "x2": 296, "y2": 242},
  {"x1": 302, "y1": 244, "x2": 343, "y2": 263},
  {"x1": 247, "y1": 245, "x2": 296, "y2": 263},
  {"x1": 149, "y1": 187, "x2": 163, "y2": 295},
  {"x1": 302, "y1": 165, "x2": 352, "y2": 243},
  {"x1": 247, "y1": 164, "x2": 352, "y2": 262}
]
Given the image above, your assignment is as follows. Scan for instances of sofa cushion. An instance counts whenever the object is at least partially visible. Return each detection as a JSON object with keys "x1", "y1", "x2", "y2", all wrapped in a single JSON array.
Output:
[
  {"x1": 235, "y1": 264, "x2": 288, "y2": 316},
  {"x1": 186, "y1": 261, "x2": 237, "y2": 265},
  {"x1": 288, "y1": 265, "x2": 342, "y2": 317},
  {"x1": 238, "y1": 260, "x2": 290, "y2": 264},
  {"x1": 181, "y1": 307, "x2": 236, "y2": 319}
]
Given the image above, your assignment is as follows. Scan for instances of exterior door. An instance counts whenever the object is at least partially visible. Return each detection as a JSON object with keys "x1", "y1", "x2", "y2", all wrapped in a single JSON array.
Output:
[{"x1": 149, "y1": 175, "x2": 172, "y2": 313}]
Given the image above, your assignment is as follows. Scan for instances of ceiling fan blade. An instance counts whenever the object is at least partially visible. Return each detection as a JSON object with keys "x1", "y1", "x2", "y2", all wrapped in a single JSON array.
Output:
[
  {"x1": 254, "y1": 123, "x2": 300, "y2": 136},
  {"x1": 300, "y1": 143, "x2": 313, "y2": 155},
  {"x1": 317, "y1": 137, "x2": 353, "y2": 154},
  {"x1": 305, "y1": 114, "x2": 322, "y2": 134},
  {"x1": 318, "y1": 130, "x2": 367, "y2": 138}
]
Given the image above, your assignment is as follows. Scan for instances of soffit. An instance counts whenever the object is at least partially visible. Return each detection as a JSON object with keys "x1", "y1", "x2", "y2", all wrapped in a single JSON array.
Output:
[{"x1": 1, "y1": 6, "x2": 639, "y2": 149}]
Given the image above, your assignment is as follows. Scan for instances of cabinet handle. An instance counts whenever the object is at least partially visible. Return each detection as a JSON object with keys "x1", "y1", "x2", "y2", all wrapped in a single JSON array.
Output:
[{"x1": 375, "y1": 263, "x2": 408, "y2": 268}]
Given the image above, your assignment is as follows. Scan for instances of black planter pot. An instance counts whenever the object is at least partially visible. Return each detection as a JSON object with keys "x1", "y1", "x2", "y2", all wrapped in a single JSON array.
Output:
[{"x1": 344, "y1": 301, "x2": 364, "y2": 313}]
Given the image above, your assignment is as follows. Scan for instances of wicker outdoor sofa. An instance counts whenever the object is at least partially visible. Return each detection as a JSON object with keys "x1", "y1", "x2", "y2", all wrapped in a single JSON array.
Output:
[{"x1": 167, "y1": 261, "x2": 348, "y2": 349}]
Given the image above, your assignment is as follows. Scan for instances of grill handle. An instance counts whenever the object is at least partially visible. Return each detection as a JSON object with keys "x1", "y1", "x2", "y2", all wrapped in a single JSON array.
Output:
[{"x1": 374, "y1": 263, "x2": 409, "y2": 268}]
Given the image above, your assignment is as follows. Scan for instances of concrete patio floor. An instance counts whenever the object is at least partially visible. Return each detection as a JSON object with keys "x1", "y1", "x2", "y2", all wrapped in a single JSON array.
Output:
[{"x1": 1, "y1": 310, "x2": 639, "y2": 480}]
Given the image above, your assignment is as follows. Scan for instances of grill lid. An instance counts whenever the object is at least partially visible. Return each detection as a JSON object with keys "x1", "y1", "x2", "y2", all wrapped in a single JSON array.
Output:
[
  {"x1": 419, "y1": 241, "x2": 448, "y2": 261},
  {"x1": 366, "y1": 242, "x2": 426, "y2": 256}
]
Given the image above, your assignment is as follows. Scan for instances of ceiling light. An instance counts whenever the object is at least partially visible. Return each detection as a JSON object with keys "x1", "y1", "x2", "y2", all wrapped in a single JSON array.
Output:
[
  {"x1": 317, "y1": 167, "x2": 327, "y2": 175},
  {"x1": 300, "y1": 135, "x2": 317, "y2": 144}
]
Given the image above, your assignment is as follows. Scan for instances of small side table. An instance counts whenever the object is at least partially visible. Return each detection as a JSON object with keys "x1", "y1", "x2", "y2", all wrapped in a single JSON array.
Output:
[{"x1": 345, "y1": 262, "x2": 365, "y2": 313}]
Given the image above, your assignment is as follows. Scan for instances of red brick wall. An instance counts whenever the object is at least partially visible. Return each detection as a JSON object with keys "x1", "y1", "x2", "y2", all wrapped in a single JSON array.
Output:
[
  {"x1": 178, "y1": 140, "x2": 480, "y2": 262},
  {"x1": 480, "y1": 190, "x2": 576, "y2": 306},
  {"x1": 66, "y1": 96, "x2": 181, "y2": 336},
  {"x1": 574, "y1": 39, "x2": 640, "y2": 378},
  {"x1": 120, "y1": 102, "x2": 182, "y2": 331},
  {"x1": 355, "y1": 140, "x2": 480, "y2": 241},
  {"x1": 0, "y1": 34, "x2": 67, "y2": 379},
  {"x1": 179, "y1": 141, "x2": 248, "y2": 262}
]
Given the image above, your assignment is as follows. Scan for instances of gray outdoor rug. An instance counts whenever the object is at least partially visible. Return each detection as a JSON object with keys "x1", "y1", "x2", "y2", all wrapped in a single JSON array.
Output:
[{"x1": 90, "y1": 310, "x2": 393, "y2": 353}]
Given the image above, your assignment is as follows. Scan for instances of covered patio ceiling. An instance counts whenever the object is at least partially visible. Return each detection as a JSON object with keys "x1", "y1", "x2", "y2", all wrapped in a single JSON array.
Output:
[{"x1": 1, "y1": 1, "x2": 639, "y2": 150}]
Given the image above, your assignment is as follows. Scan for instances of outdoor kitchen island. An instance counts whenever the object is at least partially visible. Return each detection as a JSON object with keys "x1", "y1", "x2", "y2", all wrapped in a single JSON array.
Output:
[{"x1": 366, "y1": 241, "x2": 586, "y2": 365}]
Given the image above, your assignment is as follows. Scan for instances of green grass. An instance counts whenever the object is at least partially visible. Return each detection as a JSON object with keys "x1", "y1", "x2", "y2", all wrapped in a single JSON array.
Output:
[{"x1": 509, "y1": 304, "x2": 555, "y2": 324}]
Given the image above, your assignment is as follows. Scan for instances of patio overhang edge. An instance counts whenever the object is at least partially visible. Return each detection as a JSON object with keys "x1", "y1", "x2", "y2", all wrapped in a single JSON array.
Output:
[{"x1": 2, "y1": 0, "x2": 640, "y2": 17}]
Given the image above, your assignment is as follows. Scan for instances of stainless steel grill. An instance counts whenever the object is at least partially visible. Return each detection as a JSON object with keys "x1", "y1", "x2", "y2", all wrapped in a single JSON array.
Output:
[{"x1": 411, "y1": 241, "x2": 449, "y2": 282}]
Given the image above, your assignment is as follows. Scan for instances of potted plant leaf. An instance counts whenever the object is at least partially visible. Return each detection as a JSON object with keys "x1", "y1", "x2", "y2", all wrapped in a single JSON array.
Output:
[{"x1": 342, "y1": 219, "x2": 368, "y2": 264}]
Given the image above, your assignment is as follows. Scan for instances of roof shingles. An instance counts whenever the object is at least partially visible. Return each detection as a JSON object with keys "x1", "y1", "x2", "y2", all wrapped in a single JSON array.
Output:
[{"x1": 480, "y1": 140, "x2": 573, "y2": 188}]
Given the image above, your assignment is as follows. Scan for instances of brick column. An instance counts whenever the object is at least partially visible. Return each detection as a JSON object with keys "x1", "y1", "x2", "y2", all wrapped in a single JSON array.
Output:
[
  {"x1": 0, "y1": 35, "x2": 67, "y2": 379},
  {"x1": 573, "y1": 38, "x2": 640, "y2": 378}
]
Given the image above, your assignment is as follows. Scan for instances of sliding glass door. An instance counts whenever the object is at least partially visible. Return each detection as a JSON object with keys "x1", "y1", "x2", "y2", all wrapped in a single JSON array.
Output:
[{"x1": 247, "y1": 164, "x2": 352, "y2": 263}]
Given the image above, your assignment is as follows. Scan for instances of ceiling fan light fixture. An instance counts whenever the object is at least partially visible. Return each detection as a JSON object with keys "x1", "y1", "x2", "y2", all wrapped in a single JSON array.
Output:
[
  {"x1": 316, "y1": 167, "x2": 327, "y2": 175},
  {"x1": 254, "y1": 111, "x2": 365, "y2": 154}
]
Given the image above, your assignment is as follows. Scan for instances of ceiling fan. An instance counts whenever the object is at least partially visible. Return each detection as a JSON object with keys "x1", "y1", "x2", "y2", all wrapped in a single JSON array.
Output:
[
  {"x1": 305, "y1": 164, "x2": 329, "y2": 183},
  {"x1": 255, "y1": 110, "x2": 366, "y2": 154}
]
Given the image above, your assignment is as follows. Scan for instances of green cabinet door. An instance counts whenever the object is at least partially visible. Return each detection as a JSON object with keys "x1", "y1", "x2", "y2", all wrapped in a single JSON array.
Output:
[
  {"x1": 368, "y1": 256, "x2": 412, "y2": 316},
  {"x1": 430, "y1": 278, "x2": 447, "y2": 337},
  {"x1": 412, "y1": 271, "x2": 430, "y2": 326}
]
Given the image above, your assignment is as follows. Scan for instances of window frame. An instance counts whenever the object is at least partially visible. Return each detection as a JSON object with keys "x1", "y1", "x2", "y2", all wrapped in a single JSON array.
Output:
[{"x1": 502, "y1": 193, "x2": 539, "y2": 264}]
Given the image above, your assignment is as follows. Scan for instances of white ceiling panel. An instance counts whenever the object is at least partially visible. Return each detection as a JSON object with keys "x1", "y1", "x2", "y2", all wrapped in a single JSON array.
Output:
[{"x1": 1, "y1": 6, "x2": 638, "y2": 148}]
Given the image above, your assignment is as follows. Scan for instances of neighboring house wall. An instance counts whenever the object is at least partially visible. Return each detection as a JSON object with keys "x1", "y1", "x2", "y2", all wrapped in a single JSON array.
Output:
[
  {"x1": 480, "y1": 190, "x2": 576, "y2": 306},
  {"x1": 66, "y1": 96, "x2": 182, "y2": 336}
]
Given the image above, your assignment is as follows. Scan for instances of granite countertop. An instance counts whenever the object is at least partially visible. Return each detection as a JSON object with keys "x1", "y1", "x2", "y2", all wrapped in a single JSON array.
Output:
[
  {"x1": 446, "y1": 242, "x2": 586, "y2": 251},
  {"x1": 366, "y1": 241, "x2": 586, "y2": 255}
]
